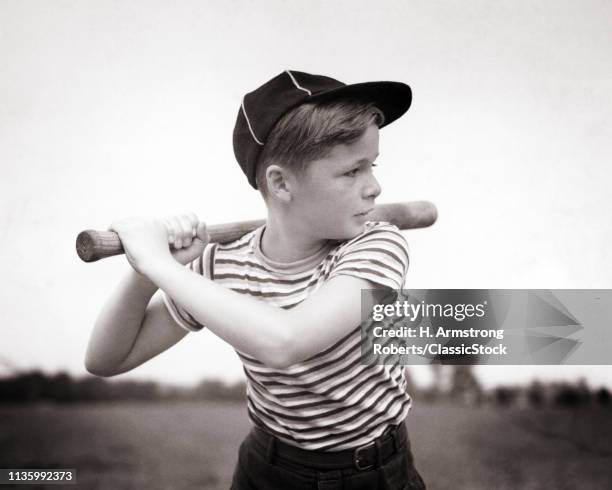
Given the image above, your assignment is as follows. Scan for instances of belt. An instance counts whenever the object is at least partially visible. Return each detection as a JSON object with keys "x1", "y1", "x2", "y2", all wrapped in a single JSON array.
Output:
[{"x1": 251, "y1": 423, "x2": 407, "y2": 471}]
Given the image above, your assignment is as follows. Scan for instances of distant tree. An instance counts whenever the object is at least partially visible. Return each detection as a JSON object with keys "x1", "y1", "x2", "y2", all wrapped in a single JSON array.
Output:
[
  {"x1": 553, "y1": 380, "x2": 591, "y2": 408},
  {"x1": 194, "y1": 380, "x2": 245, "y2": 401},
  {"x1": 47, "y1": 372, "x2": 77, "y2": 402},
  {"x1": 526, "y1": 380, "x2": 545, "y2": 408},
  {"x1": 595, "y1": 387, "x2": 611, "y2": 406},
  {"x1": 418, "y1": 365, "x2": 441, "y2": 403},
  {"x1": 430, "y1": 364, "x2": 448, "y2": 393},
  {"x1": 225, "y1": 381, "x2": 247, "y2": 400},
  {"x1": 493, "y1": 386, "x2": 518, "y2": 407},
  {"x1": 195, "y1": 380, "x2": 226, "y2": 399},
  {"x1": 449, "y1": 366, "x2": 482, "y2": 405},
  {"x1": 576, "y1": 378, "x2": 591, "y2": 405},
  {"x1": 12, "y1": 371, "x2": 47, "y2": 402},
  {"x1": 75, "y1": 376, "x2": 110, "y2": 401}
]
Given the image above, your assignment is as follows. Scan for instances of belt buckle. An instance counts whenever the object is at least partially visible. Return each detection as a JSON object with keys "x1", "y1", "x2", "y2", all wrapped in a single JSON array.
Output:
[{"x1": 353, "y1": 440, "x2": 376, "y2": 471}]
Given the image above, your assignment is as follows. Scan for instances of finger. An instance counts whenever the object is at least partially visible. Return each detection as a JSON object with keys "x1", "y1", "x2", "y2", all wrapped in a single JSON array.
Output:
[
  {"x1": 163, "y1": 216, "x2": 181, "y2": 248},
  {"x1": 160, "y1": 218, "x2": 173, "y2": 245},
  {"x1": 186, "y1": 212, "x2": 199, "y2": 237},
  {"x1": 108, "y1": 218, "x2": 129, "y2": 233},
  {"x1": 177, "y1": 214, "x2": 193, "y2": 248}
]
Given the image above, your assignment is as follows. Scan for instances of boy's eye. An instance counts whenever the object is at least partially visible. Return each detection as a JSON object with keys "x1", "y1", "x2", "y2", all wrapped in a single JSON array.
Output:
[{"x1": 344, "y1": 163, "x2": 377, "y2": 178}]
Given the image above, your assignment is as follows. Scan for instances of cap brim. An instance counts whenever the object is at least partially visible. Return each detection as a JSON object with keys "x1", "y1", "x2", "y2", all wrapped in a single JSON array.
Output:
[{"x1": 307, "y1": 81, "x2": 412, "y2": 128}]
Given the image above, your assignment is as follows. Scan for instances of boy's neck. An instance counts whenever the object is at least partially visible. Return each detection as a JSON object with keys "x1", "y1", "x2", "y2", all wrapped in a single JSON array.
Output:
[{"x1": 260, "y1": 214, "x2": 329, "y2": 264}]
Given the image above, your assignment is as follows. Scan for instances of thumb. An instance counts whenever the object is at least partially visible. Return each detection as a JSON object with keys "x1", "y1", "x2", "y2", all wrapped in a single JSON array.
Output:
[{"x1": 171, "y1": 237, "x2": 206, "y2": 265}]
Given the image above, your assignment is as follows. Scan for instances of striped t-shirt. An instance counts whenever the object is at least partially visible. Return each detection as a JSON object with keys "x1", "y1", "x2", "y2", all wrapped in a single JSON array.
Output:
[{"x1": 163, "y1": 220, "x2": 412, "y2": 451}]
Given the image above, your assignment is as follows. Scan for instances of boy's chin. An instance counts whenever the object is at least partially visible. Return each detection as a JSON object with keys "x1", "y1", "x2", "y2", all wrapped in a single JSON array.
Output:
[{"x1": 325, "y1": 223, "x2": 366, "y2": 241}]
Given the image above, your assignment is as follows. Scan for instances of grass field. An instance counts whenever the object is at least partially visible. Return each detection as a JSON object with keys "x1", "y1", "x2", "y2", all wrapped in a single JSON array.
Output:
[{"x1": 1, "y1": 401, "x2": 610, "y2": 489}]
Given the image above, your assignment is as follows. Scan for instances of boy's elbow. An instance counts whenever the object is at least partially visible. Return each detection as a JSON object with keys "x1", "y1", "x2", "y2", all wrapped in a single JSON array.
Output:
[
  {"x1": 84, "y1": 357, "x2": 120, "y2": 378},
  {"x1": 85, "y1": 364, "x2": 112, "y2": 378}
]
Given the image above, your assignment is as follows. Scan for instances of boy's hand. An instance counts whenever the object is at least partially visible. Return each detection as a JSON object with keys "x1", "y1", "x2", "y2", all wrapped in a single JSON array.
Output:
[
  {"x1": 165, "y1": 214, "x2": 210, "y2": 266},
  {"x1": 109, "y1": 213, "x2": 209, "y2": 275}
]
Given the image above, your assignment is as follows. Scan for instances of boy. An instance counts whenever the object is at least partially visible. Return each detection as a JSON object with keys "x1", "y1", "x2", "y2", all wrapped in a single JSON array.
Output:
[{"x1": 85, "y1": 70, "x2": 426, "y2": 489}]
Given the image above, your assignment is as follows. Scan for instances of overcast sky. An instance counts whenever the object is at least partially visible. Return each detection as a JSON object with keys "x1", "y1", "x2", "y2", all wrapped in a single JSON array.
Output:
[{"x1": 1, "y1": 0, "x2": 611, "y2": 389}]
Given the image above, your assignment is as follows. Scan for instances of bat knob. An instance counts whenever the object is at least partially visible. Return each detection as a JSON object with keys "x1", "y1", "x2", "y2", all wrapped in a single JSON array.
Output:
[{"x1": 76, "y1": 230, "x2": 124, "y2": 262}]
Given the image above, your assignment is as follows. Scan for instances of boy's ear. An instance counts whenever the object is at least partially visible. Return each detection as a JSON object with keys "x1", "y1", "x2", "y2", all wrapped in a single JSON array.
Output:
[{"x1": 266, "y1": 164, "x2": 293, "y2": 202}]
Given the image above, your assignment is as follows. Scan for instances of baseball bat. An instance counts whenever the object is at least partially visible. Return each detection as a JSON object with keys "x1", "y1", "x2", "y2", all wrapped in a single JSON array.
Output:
[{"x1": 76, "y1": 200, "x2": 437, "y2": 263}]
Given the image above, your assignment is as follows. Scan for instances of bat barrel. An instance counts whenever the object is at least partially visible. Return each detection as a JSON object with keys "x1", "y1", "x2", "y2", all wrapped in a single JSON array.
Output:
[
  {"x1": 370, "y1": 201, "x2": 437, "y2": 230},
  {"x1": 76, "y1": 201, "x2": 437, "y2": 263}
]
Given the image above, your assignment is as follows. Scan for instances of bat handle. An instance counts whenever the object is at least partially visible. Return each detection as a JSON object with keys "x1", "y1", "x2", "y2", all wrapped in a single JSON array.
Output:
[{"x1": 76, "y1": 219, "x2": 267, "y2": 263}]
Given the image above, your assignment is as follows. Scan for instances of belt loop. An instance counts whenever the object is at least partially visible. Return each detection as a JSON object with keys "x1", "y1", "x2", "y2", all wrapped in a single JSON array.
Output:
[
  {"x1": 390, "y1": 427, "x2": 400, "y2": 453},
  {"x1": 399, "y1": 423, "x2": 408, "y2": 450},
  {"x1": 266, "y1": 433, "x2": 276, "y2": 464},
  {"x1": 375, "y1": 439, "x2": 383, "y2": 468}
]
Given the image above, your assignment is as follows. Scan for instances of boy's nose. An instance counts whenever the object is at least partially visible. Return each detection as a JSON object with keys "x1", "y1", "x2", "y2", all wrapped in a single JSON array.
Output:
[{"x1": 363, "y1": 174, "x2": 382, "y2": 200}]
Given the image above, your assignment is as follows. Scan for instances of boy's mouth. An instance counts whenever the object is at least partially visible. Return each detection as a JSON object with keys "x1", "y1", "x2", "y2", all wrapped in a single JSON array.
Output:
[{"x1": 355, "y1": 209, "x2": 374, "y2": 217}]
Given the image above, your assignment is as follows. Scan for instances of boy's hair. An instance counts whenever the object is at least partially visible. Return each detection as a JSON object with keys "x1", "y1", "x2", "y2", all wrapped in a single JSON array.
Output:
[{"x1": 255, "y1": 99, "x2": 385, "y2": 198}]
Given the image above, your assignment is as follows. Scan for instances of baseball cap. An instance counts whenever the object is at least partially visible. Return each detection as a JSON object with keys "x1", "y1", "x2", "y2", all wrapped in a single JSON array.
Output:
[{"x1": 233, "y1": 70, "x2": 412, "y2": 189}]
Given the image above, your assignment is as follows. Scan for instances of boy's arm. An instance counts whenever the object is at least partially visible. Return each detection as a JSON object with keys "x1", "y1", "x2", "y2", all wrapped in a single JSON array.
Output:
[
  {"x1": 148, "y1": 263, "x2": 382, "y2": 368},
  {"x1": 119, "y1": 217, "x2": 406, "y2": 369},
  {"x1": 85, "y1": 215, "x2": 208, "y2": 377},
  {"x1": 85, "y1": 270, "x2": 188, "y2": 376},
  {"x1": 85, "y1": 268, "x2": 157, "y2": 376},
  {"x1": 143, "y1": 222, "x2": 406, "y2": 369},
  {"x1": 84, "y1": 268, "x2": 189, "y2": 377}
]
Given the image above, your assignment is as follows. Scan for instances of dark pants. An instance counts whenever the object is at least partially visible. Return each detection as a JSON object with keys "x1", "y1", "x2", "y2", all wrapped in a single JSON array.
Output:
[{"x1": 230, "y1": 424, "x2": 426, "y2": 490}]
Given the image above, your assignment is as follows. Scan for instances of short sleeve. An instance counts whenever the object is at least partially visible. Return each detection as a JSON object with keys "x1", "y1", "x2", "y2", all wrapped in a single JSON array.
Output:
[
  {"x1": 162, "y1": 243, "x2": 216, "y2": 332},
  {"x1": 328, "y1": 222, "x2": 409, "y2": 290}
]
